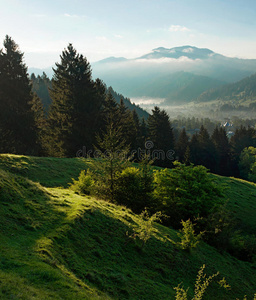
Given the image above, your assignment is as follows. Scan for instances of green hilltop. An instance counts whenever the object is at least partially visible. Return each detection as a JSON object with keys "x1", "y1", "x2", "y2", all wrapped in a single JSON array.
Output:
[{"x1": 0, "y1": 154, "x2": 256, "y2": 299}]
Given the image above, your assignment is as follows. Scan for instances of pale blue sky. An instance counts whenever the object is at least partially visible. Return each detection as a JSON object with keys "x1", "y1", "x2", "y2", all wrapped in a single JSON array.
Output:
[{"x1": 1, "y1": 0, "x2": 256, "y2": 67}]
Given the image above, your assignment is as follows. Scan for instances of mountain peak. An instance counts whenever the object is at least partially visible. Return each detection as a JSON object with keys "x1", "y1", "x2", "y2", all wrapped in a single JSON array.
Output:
[{"x1": 140, "y1": 45, "x2": 216, "y2": 60}]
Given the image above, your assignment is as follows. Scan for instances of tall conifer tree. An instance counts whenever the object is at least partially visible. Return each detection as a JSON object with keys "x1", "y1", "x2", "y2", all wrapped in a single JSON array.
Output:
[
  {"x1": 175, "y1": 128, "x2": 189, "y2": 163},
  {"x1": 211, "y1": 126, "x2": 231, "y2": 175},
  {"x1": 47, "y1": 44, "x2": 104, "y2": 157},
  {"x1": 0, "y1": 35, "x2": 36, "y2": 154},
  {"x1": 147, "y1": 106, "x2": 174, "y2": 167}
]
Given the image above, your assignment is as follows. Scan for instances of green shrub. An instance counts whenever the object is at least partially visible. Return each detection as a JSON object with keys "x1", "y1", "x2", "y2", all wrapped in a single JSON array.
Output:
[
  {"x1": 129, "y1": 209, "x2": 164, "y2": 249},
  {"x1": 176, "y1": 219, "x2": 203, "y2": 251},
  {"x1": 113, "y1": 160, "x2": 154, "y2": 213},
  {"x1": 174, "y1": 264, "x2": 230, "y2": 300},
  {"x1": 70, "y1": 170, "x2": 94, "y2": 195},
  {"x1": 239, "y1": 147, "x2": 256, "y2": 182},
  {"x1": 228, "y1": 232, "x2": 256, "y2": 262},
  {"x1": 153, "y1": 162, "x2": 225, "y2": 228}
]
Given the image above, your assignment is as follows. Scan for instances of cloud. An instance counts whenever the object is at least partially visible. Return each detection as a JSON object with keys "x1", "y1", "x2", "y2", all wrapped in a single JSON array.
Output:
[
  {"x1": 131, "y1": 97, "x2": 166, "y2": 105},
  {"x1": 64, "y1": 13, "x2": 80, "y2": 18},
  {"x1": 114, "y1": 34, "x2": 123, "y2": 39},
  {"x1": 95, "y1": 36, "x2": 108, "y2": 41},
  {"x1": 182, "y1": 47, "x2": 194, "y2": 53},
  {"x1": 169, "y1": 25, "x2": 190, "y2": 32},
  {"x1": 135, "y1": 56, "x2": 199, "y2": 64}
]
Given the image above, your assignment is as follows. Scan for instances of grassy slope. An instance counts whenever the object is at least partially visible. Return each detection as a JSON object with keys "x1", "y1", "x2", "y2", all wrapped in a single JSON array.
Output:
[{"x1": 0, "y1": 154, "x2": 256, "y2": 299}]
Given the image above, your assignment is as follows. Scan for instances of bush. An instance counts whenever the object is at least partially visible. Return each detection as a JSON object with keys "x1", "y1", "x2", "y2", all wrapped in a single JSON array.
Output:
[
  {"x1": 228, "y1": 232, "x2": 256, "y2": 262},
  {"x1": 69, "y1": 170, "x2": 94, "y2": 195},
  {"x1": 176, "y1": 219, "x2": 203, "y2": 251},
  {"x1": 239, "y1": 147, "x2": 256, "y2": 182},
  {"x1": 129, "y1": 209, "x2": 164, "y2": 249},
  {"x1": 114, "y1": 165, "x2": 154, "y2": 213},
  {"x1": 174, "y1": 264, "x2": 230, "y2": 300},
  {"x1": 153, "y1": 162, "x2": 225, "y2": 228}
]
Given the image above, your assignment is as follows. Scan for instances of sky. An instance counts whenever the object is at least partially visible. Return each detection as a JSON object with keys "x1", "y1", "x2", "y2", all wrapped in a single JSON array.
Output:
[{"x1": 1, "y1": 0, "x2": 256, "y2": 68}]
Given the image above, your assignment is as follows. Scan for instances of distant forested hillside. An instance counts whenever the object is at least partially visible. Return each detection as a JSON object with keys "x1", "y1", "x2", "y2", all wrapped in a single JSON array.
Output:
[
  {"x1": 30, "y1": 73, "x2": 148, "y2": 119},
  {"x1": 197, "y1": 73, "x2": 256, "y2": 102}
]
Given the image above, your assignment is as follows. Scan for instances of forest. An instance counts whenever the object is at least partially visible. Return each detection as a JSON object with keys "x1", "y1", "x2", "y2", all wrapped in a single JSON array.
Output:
[{"x1": 1, "y1": 35, "x2": 256, "y2": 299}]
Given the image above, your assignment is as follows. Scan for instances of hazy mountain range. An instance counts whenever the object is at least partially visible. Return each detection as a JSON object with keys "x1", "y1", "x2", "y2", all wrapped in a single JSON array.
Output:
[{"x1": 29, "y1": 46, "x2": 256, "y2": 105}]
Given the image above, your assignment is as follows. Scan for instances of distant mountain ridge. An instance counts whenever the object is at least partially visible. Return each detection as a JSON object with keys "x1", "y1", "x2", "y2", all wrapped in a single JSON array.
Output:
[
  {"x1": 91, "y1": 45, "x2": 256, "y2": 104},
  {"x1": 29, "y1": 45, "x2": 256, "y2": 106},
  {"x1": 126, "y1": 71, "x2": 226, "y2": 104},
  {"x1": 138, "y1": 45, "x2": 218, "y2": 60},
  {"x1": 197, "y1": 72, "x2": 256, "y2": 102}
]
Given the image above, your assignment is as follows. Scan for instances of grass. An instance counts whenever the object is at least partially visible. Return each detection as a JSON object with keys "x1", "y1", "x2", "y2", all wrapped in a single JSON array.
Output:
[
  {"x1": 213, "y1": 174, "x2": 256, "y2": 234},
  {"x1": 0, "y1": 154, "x2": 256, "y2": 299}
]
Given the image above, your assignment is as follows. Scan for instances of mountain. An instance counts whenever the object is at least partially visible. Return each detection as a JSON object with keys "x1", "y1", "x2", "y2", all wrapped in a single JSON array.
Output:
[
  {"x1": 30, "y1": 73, "x2": 149, "y2": 119},
  {"x1": 138, "y1": 45, "x2": 218, "y2": 60},
  {"x1": 197, "y1": 72, "x2": 256, "y2": 102},
  {"x1": 28, "y1": 46, "x2": 256, "y2": 106},
  {"x1": 92, "y1": 46, "x2": 256, "y2": 104},
  {"x1": 125, "y1": 71, "x2": 226, "y2": 104}
]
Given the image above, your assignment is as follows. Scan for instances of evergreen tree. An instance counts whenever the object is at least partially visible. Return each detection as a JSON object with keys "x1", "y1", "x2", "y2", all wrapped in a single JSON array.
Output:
[
  {"x1": 91, "y1": 117, "x2": 131, "y2": 202},
  {"x1": 118, "y1": 98, "x2": 136, "y2": 148},
  {"x1": 147, "y1": 106, "x2": 174, "y2": 167},
  {"x1": 189, "y1": 133, "x2": 200, "y2": 165},
  {"x1": 31, "y1": 72, "x2": 52, "y2": 112},
  {"x1": 47, "y1": 44, "x2": 104, "y2": 157},
  {"x1": 230, "y1": 126, "x2": 256, "y2": 176},
  {"x1": 131, "y1": 109, "x2": 141, "y2": 157},
  {"x1": 140, "y1": 117, "x2": 148, "y2": 146},
  {"x1": 197, "y1": 125, "x2": 216, "y2": 171},
  {"x1": 175, "y1": 128, "x2": 189, "y2": 163},
  {"x1": 30, "y1": 94, "x2": 47, "y2": 155},
  {"x1": 211, "y1": 126, "x2": 231, "y2": 175},
  {"x1": 99, "y1": 90, "x2": 120, "y2": 131},
  {"x1": 0, "y1": 35, "x2": 37, "y2": 154}
]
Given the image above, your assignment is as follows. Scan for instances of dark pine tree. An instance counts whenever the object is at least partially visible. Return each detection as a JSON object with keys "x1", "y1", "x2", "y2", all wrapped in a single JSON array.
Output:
[
  {"x1": 99, "y1": 90, "x2": 120, "y2": 131},
  {"x1": 211, "y1": 126, "x2": 231, "y2": 176},
  {"x1": 46, "y1": 44, "x2": 105, "y2": 157},
  {"x1": 230, "y1": 126, "x2": 256, "y2": 177},
  {"x1": 117, "y1": 98, "x2": 137, "y2": 148},
  {"x1": 196, "y1": 125, "x2": 216, "y2": 171},
  {"x1": 175, "y1": 128, "x2": 189, "y2": 163},
  {"x1": 0, "y1": 35, "x2": 37, "y2": 154},
  {"x1": 31, "y1": 72, "x2": 52, "y2": 112},
  {"x1": 147, "y1": 106, "x2": 174, "y2": 167},
  {"x1": 189, "y1": 133, "x2": 200, "y2": 165}
]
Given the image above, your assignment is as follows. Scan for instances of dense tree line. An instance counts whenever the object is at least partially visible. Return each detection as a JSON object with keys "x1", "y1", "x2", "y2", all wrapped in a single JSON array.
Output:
[{"x1": 1, "y1": 35, "x2": 256, "y2": 180}]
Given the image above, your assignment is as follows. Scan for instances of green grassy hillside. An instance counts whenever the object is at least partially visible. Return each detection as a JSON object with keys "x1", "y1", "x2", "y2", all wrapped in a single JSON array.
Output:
[{"x1": 0, "y1": 154, "x2": 256, "y2": 299}]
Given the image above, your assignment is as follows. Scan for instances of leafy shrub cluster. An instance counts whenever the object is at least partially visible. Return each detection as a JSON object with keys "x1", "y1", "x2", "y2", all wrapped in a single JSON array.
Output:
[
  {"x1": 174, "y1": 264, "x2": 230, "y2": 300},
  {"x1": 70, "y1": 170, "x2": 94, "y2": 195},
  {"x1": 239, "y1": 146, "x2": 256, "y2": 182},
  {"x1": 153, "y1": 162, "x2": 224, "y2": 228},
  {"x1": 176, "y1": 219, "x2": 203, "y2": 251},
  {"x1": 71, "y1": 161, "x2": 225, "y2": 233}
]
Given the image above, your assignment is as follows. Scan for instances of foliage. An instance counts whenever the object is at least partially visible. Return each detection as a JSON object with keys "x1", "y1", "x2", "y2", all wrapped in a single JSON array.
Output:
[
  {"x1": 153, "y1": 162, "x2": 225, "y2": 227},
  {"x1": 114, "y1": 156, "x2": 154, "y2": 213},
  {"x1": 114, "y1": 167, "x2": 145, "y2": 212},
  {"x1": 176, "y1": 219, "x2": 203, "y2": 251},
  {"x1": 0, "y1": 155, "x2": 256, "y2": 299},
  {"x1": 239, "y1": 147, "x2": 256, "y2": 182},
  {"x1": 69, "y1": 169, "x2": 94, "y2": 195},
  {"x1": 147, "y1": 106, "x2": 174, "y2": 167},
  {"x1": 31, "y1": 72, "x2": 52, "y2": 112},
  {"x1": 90, "y1": 120, "x2": 131, "y2": 201},
  {"x1": 174, "y1": 265, "x2": 230, "y2": 300},
  {"x1": 0, "y1": 35, "x2": 37, "y2": 155},
  {"x1": 46, "y1": 43, "x2": 105, "y2": 157},
  {"x1": 129, "y1": 209, "x2": 164, "y2": 248}
]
